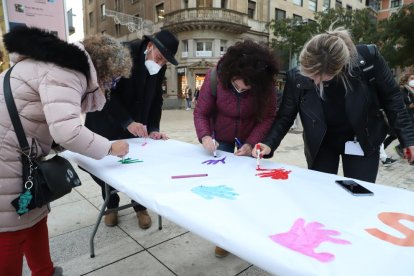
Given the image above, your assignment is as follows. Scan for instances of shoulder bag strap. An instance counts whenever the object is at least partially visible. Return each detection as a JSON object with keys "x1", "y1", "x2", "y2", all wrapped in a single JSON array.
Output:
[
  {"x1": 210, "y1": 67, "x2": 217, "y2": 97},
  {"x1": 3, "y1": 66, "x2": 31, "y2": 153}
]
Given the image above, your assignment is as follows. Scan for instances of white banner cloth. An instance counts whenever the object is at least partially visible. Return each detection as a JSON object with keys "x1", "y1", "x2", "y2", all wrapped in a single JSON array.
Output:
[{"x1": 62, "y1": 138, "x2": 414, "y2": 276}]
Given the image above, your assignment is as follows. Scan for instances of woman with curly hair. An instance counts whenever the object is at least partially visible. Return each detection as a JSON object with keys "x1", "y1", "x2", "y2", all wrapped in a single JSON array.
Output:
[
  {"x1": 193, "y1": 40, "x2": 279, "y2": 258},
  {"x1": 0, "y1": 26, "x2": 131, "y2": 275}
]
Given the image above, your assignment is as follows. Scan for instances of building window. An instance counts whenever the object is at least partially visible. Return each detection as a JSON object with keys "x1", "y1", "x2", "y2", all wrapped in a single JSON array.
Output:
[
  {"x1": 293, "y1": 0, "x2": 303, "y2": 7},
  {"x1": 197, "y1": 0, "x2": 213, "y2": 7},
  {"x1": 293, "y1": 14, "x2": 302, "y2": 24},
  {"x1": 89, "y1": 12, "x2": 94, "y2": 28},
  {"x1": 89, "y1": 0, "x2": 93, "y2": 4},
  {"x1": 346, "y1": 4, "x2": 352, "y2": 10},
  {"x1": 370, "y1": 0, "x2": 381, "y2": 10},
  {"x1": 115, "y1": 24, "x2": 121, "y2": 37},
  {"x1": 309, "y1": 0, "x2": 317, "y2": 11},
  {"x1": 220, "y1": 40, "x2": 227, "y2": 56},
  {"x1": 195, "y1": 40, "x2": 213, "y2": 57},
  {"x1": 390, "y1": 0, "x2": 400, "y2": 8},
  {"x1": 115, "y1": 0, "x2": 121, "y2": 11},
  {"x1": 335, "y1": 0, "x2": 342, "y2": 8},
  {"x1": 183, "y1": 0, "x2": 189, "y2": 9},
  {"x1": 101, "y1": 30, "x2": 106, "y2": 34},
  {"x1": 182, "y1": 40, "x2": 188, "y2": 58},
  {"x1": 248, "y1": 1, "x2": 256, "y2": 19},
  {"x1": 323, "y1": 0, "x2": 330, "y2": 10},
  {"x1": 100, "y1": 4, "x2": 105, "y2": 19},
  {"x1": 156, "y1": 3, "x2": 165, "y2": 21},
  {"x1": 221, "y1": 0, "x2": 227, "y2": 8},
  {"x1": 275, "y1": 8, "x2": 286, "y2": 21}
]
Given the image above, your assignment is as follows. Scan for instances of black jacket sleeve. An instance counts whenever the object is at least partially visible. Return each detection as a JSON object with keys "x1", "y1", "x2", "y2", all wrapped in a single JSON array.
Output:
[{"x1": 262, "y1": 69, "x2": 300, "y2": 157}]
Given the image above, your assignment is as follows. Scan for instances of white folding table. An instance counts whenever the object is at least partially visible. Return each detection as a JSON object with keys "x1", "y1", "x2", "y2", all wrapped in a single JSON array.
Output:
[{"x1": 63, "y1": 138, "x2": 414, "y2": 276}]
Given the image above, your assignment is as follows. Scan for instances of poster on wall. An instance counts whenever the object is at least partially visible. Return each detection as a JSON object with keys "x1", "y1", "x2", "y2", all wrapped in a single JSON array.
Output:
[{"x1": 3, "y1": 0, "x2": 67, "y2": 41}]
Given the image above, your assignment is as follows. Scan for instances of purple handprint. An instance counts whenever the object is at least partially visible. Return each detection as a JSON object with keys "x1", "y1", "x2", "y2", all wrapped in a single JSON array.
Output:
[
  {"x1": 270, "y1": 218, "x2": 351, "y2": 262},
  {"x1": 202, "y1": 156, "x2": 226, "y2": 165}
]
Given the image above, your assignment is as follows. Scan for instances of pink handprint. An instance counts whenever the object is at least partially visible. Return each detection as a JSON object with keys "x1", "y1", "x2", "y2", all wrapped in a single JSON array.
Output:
[
  {"x1": 270, "y1": 218, "x2": 351, "y2": 262},
  {"x1": 202, "y1": 156, "x2": 226, "y2": 165}
]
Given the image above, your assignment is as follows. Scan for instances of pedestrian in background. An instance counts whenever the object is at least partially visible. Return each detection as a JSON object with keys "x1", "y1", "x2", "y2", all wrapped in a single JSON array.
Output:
[
  {"x1": 194, "y1": 40, "x2": 279, "y2": 258},
  {"x1": 85, "y1": 30, "x2": 179, "y2": 230},
  {"x1": 185, "y1": 85, "x2": 192, "y2": 110},
  {"x1": 192, "y1": 86, "x2": 200, "y2": 107},
  {"x1": 254, "y1": 26, "x2": 414, "y2": 183},
  {"x1": 393, "y1": 73, "x2": 414, "y2": 158},
  {"x1": 0, "y1": 26, "x2": 130, "y2": 276}
]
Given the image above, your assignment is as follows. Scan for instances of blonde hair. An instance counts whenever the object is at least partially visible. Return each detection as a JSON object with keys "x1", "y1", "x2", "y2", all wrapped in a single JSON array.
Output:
[
  {"x1": 83, "y1": 34, "x2": 132, "y2": 88},
  {"x1": 299, "y1": 26, "x2": 358, "y2": 98}
]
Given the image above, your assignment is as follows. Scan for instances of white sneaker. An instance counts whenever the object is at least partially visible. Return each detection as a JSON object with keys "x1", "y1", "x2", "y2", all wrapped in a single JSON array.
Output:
[{"x1": 381, "y1": 157, "x2": 397, "y2": 167}]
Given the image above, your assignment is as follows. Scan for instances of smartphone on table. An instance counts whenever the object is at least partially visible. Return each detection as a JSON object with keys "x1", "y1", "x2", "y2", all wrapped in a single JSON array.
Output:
[{"x1": 335, "y1": 180, "x2": 374, "y2": 196}]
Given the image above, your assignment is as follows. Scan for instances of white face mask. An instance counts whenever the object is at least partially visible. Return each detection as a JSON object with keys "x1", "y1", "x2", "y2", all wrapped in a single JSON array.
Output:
[
  {"x1": 145, "y1": 59, "x2": 162, "y2": 75},
  {"x1": 409, "y1": 79, "x2": 414, "y2": 88}
]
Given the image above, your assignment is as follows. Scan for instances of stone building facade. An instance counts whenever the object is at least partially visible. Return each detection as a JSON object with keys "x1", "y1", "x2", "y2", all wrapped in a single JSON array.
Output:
[{"x1": 83, "y1": 0, "x2": 367, "y2": 98}]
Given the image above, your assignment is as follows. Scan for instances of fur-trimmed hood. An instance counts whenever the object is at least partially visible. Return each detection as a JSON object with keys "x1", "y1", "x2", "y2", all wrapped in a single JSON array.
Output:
[{"x1": 3, "y1": 26, "x2": 90, "y2": 79}]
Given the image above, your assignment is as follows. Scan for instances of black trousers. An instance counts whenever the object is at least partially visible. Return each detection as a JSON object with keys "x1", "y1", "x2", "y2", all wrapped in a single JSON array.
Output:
[
  {"x1": 90, "y1": 174, "x2": 146, "y2": 212},
  {"x1": 310, "y1": 141, "x2": 380, "y2": 183}
]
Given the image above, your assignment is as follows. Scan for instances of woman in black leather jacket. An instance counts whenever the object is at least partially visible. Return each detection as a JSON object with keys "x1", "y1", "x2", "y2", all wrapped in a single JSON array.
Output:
[{"x1": 253, "y1": 27, "x2": 414, "y2": 183}]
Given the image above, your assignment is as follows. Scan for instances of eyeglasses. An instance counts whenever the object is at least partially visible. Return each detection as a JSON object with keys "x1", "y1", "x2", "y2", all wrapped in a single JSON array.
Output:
[
  {"x1": 104, "y1": 76, "x2": 122, "y2": 90},
  {"x1": 110, "y1": 76, "x2": 122, "y2": 89}
]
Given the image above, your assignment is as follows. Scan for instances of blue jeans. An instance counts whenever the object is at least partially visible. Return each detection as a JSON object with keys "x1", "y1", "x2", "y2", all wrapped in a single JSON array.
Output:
[{"x1": 186, "y1": 99, "x2": 191, "y2": 109}]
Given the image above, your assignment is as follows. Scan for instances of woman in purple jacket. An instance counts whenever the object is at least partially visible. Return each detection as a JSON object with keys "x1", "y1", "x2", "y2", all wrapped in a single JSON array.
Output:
[{"x1": 193, "y1": 40, "x2": 279, "y2": 258}]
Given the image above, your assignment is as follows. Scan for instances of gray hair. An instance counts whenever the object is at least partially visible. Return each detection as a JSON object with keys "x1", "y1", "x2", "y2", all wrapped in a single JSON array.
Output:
[
  {"x1": 299, "y1": 26, "x2": 358, "y2": 98},
  {"x1": 83, "y1": 34, "x2": 132, "y2": 89}
]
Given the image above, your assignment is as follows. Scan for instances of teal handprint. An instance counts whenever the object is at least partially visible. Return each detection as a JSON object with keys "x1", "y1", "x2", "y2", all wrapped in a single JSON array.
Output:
[{"x1": 191, "y1": 185, "x2": 238, "y2": 200}]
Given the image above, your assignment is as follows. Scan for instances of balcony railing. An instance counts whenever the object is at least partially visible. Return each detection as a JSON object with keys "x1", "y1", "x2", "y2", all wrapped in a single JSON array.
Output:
[
  {"x1": 163, "y1": 8, "x2": 249, "y2": 31},
  {"x1": 105, "y1": 8, "x2": 153, "y2": 34}
]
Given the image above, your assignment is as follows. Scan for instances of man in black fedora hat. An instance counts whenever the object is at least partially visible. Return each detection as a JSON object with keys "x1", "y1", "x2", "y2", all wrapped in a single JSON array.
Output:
[{"x1": 84, "y1": 30, "x2": 179, "y2": 229}]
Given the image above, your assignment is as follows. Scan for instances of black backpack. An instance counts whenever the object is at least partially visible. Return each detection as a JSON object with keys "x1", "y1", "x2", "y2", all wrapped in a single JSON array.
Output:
[{"x1": 356, "y1": 44, "x2": 377, "y2": 85}]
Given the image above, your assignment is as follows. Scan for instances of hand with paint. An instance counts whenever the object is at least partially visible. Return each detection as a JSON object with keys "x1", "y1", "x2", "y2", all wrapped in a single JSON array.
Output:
[
  {"x1": 149, "y1": 131, "x2": 169, "y2": 140},
  {"x1": 127, "y1": 122, "x2": 148, "y2": 137},
  {"x1": 252, "y1": 143, "x2": 271, "y2": 158},
  {"x1": 404, "y1": 146, "x2": 414, "y2": 164},
  {"x1": 235, "y1": 143, "x2": 252, "y2": 156},
  {"x1": 201, "y1": 135, "x2": 219, "y2": 156},
  {"x1": 109, "y1": 140, "x2": 129, "y2": 157}
]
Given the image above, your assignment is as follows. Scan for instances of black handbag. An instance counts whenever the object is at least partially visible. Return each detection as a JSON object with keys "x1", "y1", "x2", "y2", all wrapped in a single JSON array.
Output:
[{"x1": 3, "y1": 66, "x2": 81, "y2": 215}]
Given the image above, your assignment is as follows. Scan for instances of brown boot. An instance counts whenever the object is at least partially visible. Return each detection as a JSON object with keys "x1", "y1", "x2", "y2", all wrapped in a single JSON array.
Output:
[
  {"x1": 214, "y1": 246, "x2": 229, "y2": 258},
  {"x1": 104, "y1": 211, "x2": 118, "y2": 227},
  {"x1": 136, "y1": 210, "x2": 152, "y2": 229}
]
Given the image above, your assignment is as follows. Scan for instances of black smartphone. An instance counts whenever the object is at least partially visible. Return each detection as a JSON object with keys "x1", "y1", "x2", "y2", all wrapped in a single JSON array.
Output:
[{"x1": 335, "y1": 180, "x2": 374, "y2": 196}]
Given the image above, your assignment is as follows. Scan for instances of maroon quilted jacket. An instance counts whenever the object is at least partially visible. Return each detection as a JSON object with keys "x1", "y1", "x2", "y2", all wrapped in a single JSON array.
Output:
[{"x1": 194, "y1": 68, "x2": 276, "y2": 146}]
